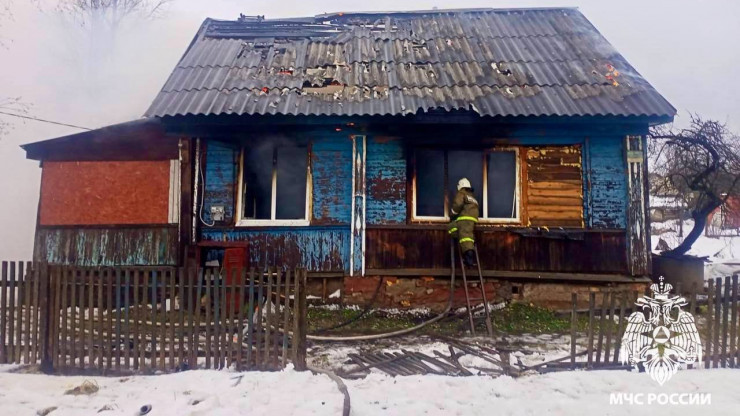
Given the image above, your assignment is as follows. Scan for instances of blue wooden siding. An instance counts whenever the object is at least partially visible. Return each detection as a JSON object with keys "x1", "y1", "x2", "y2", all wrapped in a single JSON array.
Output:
[
  {"x1": 588, "y1": 137, "x2": 627, "y2": 228},
  {"x1": 35, "y1": 227, "x2": 178, "y2": 266},
  {"x1": 203, "y1": 141, "x2": 237, "y2": 223},
  {"x1": 366, "y1": 136, "x2": 407, "y2": 224},
  {"x1": 201, "y1": 227, "x2": 350, "y2": 272},
  {"x1": 311, "y1": 134, "x2": 352, "y2": 224}
]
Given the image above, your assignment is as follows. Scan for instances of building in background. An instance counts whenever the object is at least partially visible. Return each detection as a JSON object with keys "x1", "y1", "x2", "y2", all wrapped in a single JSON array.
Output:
[{"x1": 22, "y1": 8, "x2": 676, "y2": 309}]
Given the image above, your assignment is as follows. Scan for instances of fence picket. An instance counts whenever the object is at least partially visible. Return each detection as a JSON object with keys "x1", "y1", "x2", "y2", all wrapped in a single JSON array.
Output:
[
  {"x1": 255, "y1": 269, "x2": 264, "y2": 369},
  {"x1": 169, "y1": 268, "x2": 176, "y2": 370},
  {"x1": 204, "y1": 269, "x2": 212, "y2": 369},
  {"x1": 15, "y1": 263, "x2": 25, "y2": 363},
  {"x1": 8, "y1": 262, "x2": 16, "y2": 363},
  {"x1": 281, "y1": 269, "x2": 292, "y2": 369},
  {"x1": 220, "y1": 268, "x2": 228, "y2": 370},
  {"x1": 570, "y1": 293, "x2": 577, "y2": 370},
  {"x1": 264, "y1": 268, "x2": 273, "y2": 368},
  {"x1": 191, "y1": 267, "x2": 201, "y2": 369},
  {"x1": 158, "y1": 270, "x2": 167, "y2": 372},
  {"x1": 177, "y1": 267, "x2": 185, "y2": 368},
  {"x1": 730, "y1": 275, "x2": 738, "y2": 368},
  {"x1": 54, "y1": 267, "x2": 62, "y2": 368},
  {"x1": 0, "y1": 261, "x2": 306, "y2": 374},
  {"x1": 23, "y1": 263, "x2": 32, "y2": 364},
  {"x1": 707, "y1": 279, "x2": 714, "y2": 369},
  {"x1": 722, "y1": 276, "x2": 731, "y2": 368},
  {"x1": 714, "y1": 278, "x2": 721, "y2": 368},
  {"x1": 586, "y1": 292, "x2": 595, "y2": 367},
  {"x1": 246, "y1": 268, "x2": 255, "y2": 369},
  {"x1": 237, "y1": 267, "x2": 246, "y2": 370}
]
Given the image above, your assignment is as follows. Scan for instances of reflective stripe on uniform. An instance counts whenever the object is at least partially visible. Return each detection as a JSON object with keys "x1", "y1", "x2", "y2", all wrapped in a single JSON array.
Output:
[
  {"x1": 456, "y1": 216, "x2": 478, "y2": 223},
  {"x1": 459, "y1": 238, "x2": 475, "y2": 243},
  {"x1": 448, "y1": 228, "x2": 458, "y2": 234}
]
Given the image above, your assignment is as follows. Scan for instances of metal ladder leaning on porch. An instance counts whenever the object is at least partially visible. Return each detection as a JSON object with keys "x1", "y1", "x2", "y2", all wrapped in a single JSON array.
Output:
[{"x1": 452, "y1": 242, "x2": 494, "y2": 337}]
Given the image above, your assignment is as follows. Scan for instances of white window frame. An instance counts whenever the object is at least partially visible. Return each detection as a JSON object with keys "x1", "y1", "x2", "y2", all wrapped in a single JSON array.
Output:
[
  {"x1": 235, "y1": 146, "x2": 312, "y2": 227},
  {"x1": 411, "y1": 147, "x2": 521, "y2": 224}
]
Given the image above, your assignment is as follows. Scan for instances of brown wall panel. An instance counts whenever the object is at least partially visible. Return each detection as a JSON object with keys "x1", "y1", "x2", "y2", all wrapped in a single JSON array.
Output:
[
  {"x1": 366, "y1": 228, "x2": 628, "y2": 274},
  {"x1": 39, "y1": 161, "x2": 171, "y2": 225}
]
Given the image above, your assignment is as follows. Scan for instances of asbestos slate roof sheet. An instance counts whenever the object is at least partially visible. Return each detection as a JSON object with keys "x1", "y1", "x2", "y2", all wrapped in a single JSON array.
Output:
[{"x1": 145, "y1": 8, "x2": 676, "y2": 119}]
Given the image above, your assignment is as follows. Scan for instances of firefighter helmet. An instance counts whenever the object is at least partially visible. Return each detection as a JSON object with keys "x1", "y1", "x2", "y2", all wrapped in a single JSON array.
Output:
[{"x1": 457, "y1": 178, "x2": 471, "y2": 191}]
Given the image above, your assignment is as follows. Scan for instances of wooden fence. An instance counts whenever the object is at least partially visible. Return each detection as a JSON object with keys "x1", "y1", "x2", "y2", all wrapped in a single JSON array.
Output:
[
  {"x1": 0, "y1": 261, "x2": 307, "y2": 374},
  {"x1": 569, "y1": 274, "x2": 740, "y2": 370}
]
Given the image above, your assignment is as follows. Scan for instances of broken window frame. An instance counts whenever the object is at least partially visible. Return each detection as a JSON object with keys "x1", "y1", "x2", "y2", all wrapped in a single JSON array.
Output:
[
  {"x1": 411, "y1": 147, "x2": 521, "y2": 224},
  {"x1": 235, "y1": 145, "x2": 312, "y2": 227}
]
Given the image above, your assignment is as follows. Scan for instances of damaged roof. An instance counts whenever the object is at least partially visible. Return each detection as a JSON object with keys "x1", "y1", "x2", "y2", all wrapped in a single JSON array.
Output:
[{"x1": 144, "y1": 8, "x2": 676, "y2": 119}]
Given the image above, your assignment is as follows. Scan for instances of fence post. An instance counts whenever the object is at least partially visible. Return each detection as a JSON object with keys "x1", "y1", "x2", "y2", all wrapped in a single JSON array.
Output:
[
  {"x1": 570, "y1": 293, "x2": 577, "y2": 370},
  {"x1": 39, "y1": 264, "x2": 53, "y2": 374},
  {"x1": 294, "y1": 269, "x2": 307, "y2": 371}
]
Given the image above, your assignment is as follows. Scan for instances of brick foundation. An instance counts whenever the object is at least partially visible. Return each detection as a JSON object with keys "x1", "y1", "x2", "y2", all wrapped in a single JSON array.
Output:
[{"x1": 304, "y1": 276, "x2": 650, "y2": 311}]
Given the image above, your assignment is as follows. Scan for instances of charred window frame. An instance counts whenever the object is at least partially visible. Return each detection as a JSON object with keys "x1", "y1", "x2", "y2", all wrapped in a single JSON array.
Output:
[
  {"x1": 235, "y1": 143, "x2": 312, "y2": 227},
  {"x1": 411, "y1": 147, "x2": 521, "y2": 223}
]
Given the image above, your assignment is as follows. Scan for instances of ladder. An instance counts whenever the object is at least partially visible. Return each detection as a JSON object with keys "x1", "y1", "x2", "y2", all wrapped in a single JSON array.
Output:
[{"x1": 453, "y1": 242, "x2": 494, "y2": 337}]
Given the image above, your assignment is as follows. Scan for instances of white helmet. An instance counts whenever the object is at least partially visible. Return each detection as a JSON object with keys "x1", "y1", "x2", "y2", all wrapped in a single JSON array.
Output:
[{"x1": 457, "y1": 178, "x2": 471, "y2": 191}]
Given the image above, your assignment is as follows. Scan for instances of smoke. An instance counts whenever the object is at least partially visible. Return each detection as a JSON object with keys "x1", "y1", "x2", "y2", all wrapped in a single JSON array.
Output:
[{"x1": 0, "y1": 0, "x2": 739, "y2": 259}]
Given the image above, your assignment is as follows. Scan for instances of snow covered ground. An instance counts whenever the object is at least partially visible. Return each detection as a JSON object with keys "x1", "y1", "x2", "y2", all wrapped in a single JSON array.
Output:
[
  {"x1": 1, "y1": 363, "x2": 738, "y2": 415},
  {"x1": 651, "y1": 219, "x2": 740, "y2": 279}
]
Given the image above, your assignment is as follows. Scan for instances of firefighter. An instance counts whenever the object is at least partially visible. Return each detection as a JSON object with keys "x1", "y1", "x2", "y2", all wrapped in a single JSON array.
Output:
[{"x1": 450, "y1": 177, "x2": 479, "y2": 266}]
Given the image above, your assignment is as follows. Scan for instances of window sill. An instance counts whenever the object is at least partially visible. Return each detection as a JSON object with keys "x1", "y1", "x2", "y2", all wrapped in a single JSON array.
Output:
[
  {"x1": 410, "y1": 218, "x2": 522, "y2": 225},
  {"x1": 235, "y1": 219, "x2": 310, "y2": 227}
]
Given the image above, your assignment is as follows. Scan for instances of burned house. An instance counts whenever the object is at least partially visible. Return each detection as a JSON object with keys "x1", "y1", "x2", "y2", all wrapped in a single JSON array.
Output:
[{"x1": 22, "y1": 8, "x2": 676, "y2": 308}]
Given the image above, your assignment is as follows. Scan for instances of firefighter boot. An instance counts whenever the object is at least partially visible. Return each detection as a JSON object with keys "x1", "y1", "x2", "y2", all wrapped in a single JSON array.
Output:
[{"x1": 464, "y1": 250, "x2": 477, "y2": 267}]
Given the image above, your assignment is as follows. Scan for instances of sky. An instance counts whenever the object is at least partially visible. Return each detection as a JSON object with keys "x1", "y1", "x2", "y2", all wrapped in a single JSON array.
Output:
[{"x1": 0, "y1": 0, "x2": 738, "y2": 259}]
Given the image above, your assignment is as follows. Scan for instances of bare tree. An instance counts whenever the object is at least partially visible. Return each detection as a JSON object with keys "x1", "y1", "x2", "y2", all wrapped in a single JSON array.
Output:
[
  {"x1": 56, "y1": 1, "x2": 173, "y2": 31},
  {"x1": 649, "y1": 115, "x2": 740, "y2": 255}
]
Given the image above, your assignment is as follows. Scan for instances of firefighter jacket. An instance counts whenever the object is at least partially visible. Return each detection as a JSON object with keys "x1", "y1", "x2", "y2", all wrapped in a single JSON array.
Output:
[{"x1": 450, "y1": 188, "x2": 479, "y2": 222}]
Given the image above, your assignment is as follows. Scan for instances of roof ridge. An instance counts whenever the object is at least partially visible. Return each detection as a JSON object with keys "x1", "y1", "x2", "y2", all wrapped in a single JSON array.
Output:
[{"x1": 160, "y1": 83, "x2": 630, "y2": 95}]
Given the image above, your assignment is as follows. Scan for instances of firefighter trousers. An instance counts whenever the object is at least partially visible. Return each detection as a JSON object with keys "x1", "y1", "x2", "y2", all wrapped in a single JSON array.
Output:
[{"x1": 449, "y1": 218, "x2": 476, "y2": 253}]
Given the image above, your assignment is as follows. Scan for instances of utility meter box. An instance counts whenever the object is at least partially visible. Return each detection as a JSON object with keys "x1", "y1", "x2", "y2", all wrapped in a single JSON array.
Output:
[{"x1": 210, "y1": 205, "x2": 225, "y2": 222}]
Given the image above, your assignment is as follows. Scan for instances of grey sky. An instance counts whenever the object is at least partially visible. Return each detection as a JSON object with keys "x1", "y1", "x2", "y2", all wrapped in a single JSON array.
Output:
[{"x1": 1, "y1": 0, "x2": 738, "y2": 258}]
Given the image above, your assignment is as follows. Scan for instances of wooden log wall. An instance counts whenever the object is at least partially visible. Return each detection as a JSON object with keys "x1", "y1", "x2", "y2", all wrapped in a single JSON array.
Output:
[{"x1": 525, "y1": 146, "x2": 584, "y2": 228}]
